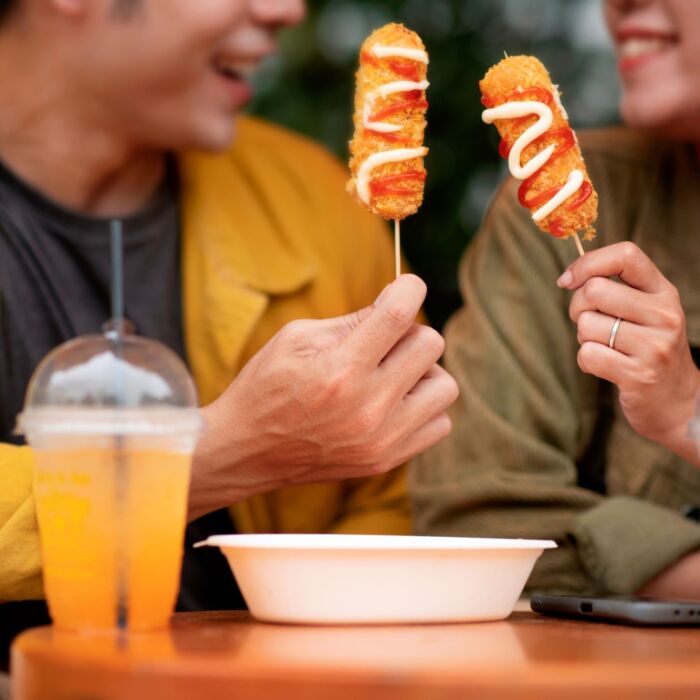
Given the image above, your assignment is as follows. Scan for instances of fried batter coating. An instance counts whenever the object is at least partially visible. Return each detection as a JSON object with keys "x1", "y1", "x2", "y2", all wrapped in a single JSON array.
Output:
[
  {"x1": 347, "y1": 23, "x2": 428, "y2": 220},
  {"x1": 480, "y1": 56, "x2": 597, "y2": 240}
]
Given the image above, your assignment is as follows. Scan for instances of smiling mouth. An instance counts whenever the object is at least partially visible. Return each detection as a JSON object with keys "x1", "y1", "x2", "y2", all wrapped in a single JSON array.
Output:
[
  {"x1": 212, "y1": 56, "x2": 261, "y2": 83},
  {"x1": 617, "y1": 31, "x2": 678, "y2": 71}
]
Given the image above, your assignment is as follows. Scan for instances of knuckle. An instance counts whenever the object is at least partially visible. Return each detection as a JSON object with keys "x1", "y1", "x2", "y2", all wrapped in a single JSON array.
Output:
[
  {"x1": 382, "y1": 300, "x2": 415, "y2": 326},
  {"x1": 316, "y1": 364, "x2": 354, "y2": 401},
  {"x1": 578, "y1": 311, "x2": 596, "y2": 338},
  {"x1": 665, "y1": 283, "x2": 681, "y2": 304},
  {"x1": 279, "y1": 319, "x2": 307, "y2": 343},
  {"x1": 577, "y1": 342, "x2": 596, "y2": 373},
  {"x1": 352, "y1": 403, "x2": 384, "y2": 436},
  {"x1": 638, "y1": 366, "x2": 660, "y2": 386},
  {"x1": 419, "y1": 326, "x2": 445, "y2": 358},
  {"x1": 568, "y1": 297, "x2": 580, "y2": 323},
  {"x1": 443, "y1": 374, "x2": 460, "y2": 405},
  {"x1": 618, "y1": 241, "x2": 640, "y2": 264},
  {"x1": 659, "y1": 305, "x2": 684, "y2": 334},
  {"x1": 583, "y1": 277, "x2": 606, "y2": 303},
  {"x1": 668, "y1": 313, "x2": 683, "y2": 336},
  {"x1": 649, "y1": 339, "x2": 673, "y2": 366},
  {"x1": 435, "y1": 413, "x2": 453, "y2": 440}
]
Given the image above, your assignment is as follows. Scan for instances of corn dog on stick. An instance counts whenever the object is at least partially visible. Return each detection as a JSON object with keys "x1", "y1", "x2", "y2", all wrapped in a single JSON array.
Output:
[
  {"x1": 347, "y1": 23, "x2": 429, "y2": 276},
  {"x1": 480, "y1": 56, "x2": 598, "y2": 251}
]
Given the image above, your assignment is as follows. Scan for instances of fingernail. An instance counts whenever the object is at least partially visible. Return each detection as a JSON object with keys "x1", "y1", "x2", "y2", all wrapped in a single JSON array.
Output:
[{"x1": 557, "y1": 270, "x2": 573, "y2": 288}]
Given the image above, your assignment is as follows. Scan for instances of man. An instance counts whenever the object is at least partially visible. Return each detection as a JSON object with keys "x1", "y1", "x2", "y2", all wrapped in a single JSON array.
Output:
[
  {"x1": 413, "y1": 0, "x2": 700, "y2": 600},
  {"x1": 0, "y1": 0, "x2": 458, "y2": 651}
]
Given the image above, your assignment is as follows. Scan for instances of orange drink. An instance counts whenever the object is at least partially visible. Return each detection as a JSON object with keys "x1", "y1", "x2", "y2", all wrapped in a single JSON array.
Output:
[
  {"x1": 19, "y1": 330, "x2": 202, "y2": 632},
  {"x1": 33, "y1": 444, "x2": 192, "y2": 631}
]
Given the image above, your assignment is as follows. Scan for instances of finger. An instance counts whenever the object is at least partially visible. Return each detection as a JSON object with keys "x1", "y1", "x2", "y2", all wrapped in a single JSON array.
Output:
[
  {"x1": 569, "y1": 277, "x2": 667, "y2": 326},
  {"x1": 343, "y1": 274, "x2": 427, "y2": 367},
  {"x1": 576, "y1": 311, "x2": 646, "y2": 357},
  {"x1": 378, "y1": 325, "x2": 445, "y2": 400},
  {"x1": 314, "y1": 412, "x2": 453, "y2": 481},
  {"x1": 392, "y1": 364, "x2": 459, "y2": 436},
  {"x1": 387, "y1": 413, "x2": 453, "y2": 469},
  {"x1": 558, "y1": 242, "x2": 671, "y2": 294},
  {"x1": 577, "y1": 341, "x2": 638, "y2": 386}
]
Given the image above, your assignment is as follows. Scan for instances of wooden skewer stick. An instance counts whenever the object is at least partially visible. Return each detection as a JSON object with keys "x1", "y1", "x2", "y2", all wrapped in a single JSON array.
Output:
[
  {"x1": 394, "y1": 218, "x2": 401, "y2": 279},
  {"x1": 573, "y1": 234, "x2": 585, "y2": 257}
]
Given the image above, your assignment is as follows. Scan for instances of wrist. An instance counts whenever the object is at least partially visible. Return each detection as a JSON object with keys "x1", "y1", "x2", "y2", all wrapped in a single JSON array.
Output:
[
  {"x1": 187, "y1": 399, "x2": 282, "y2": 521},
  {"x1": 654, "y1": 370, "x2": 700, "y2": 466}
]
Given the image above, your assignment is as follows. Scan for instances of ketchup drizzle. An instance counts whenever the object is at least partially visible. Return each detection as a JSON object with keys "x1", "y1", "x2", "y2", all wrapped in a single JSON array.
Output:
[
  {"x1": 371, "y1": 171, "x2": 426, "y2": 197},
  {"x1": 483, "y1": 87, "x2": 591, "y2": 236},
  {"x1": 360, "y1": 49, "x2": 428, "y2": 199},
  {"x1": 361, "y1": 51, "x2": 421, "y2": 82}
]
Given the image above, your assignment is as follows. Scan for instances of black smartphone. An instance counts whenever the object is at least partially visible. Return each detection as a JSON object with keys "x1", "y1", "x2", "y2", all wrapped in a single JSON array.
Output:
[{"x1": 530, "y1": 593, "x2": 700, "y2": 626}]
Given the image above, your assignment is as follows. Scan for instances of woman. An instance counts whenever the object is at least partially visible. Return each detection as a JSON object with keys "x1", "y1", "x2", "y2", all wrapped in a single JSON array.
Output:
[{"x1": 413, "y1": 0, "x2": 700, "y2": 600}]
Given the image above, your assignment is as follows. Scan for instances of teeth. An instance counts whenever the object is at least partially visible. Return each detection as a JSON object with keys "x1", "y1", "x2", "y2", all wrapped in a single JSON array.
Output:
[
  {"x1": 214, "y1": 57, "x2": 258, "y2": 80},
  {"x1": 619, "y1": 37, "x2": 673, "y2": 59}
]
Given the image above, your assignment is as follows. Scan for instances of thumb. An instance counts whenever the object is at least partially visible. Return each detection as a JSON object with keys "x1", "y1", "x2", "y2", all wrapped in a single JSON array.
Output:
[
  {"x1": 312, "y1": 299, "x2": 377, "y2": 342},
  {"x1": 308, "y1": 274, "x2": 424, "y2": 347},
  {"x1": 310, "y1": 276, "x2": 399, "y2": 341}
]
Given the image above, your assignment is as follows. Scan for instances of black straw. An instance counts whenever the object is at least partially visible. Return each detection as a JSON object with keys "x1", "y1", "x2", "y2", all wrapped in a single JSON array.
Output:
[
  {"x1": 110, "y1": 218, "x2": 128, "y2": 630},
  {"x1": 110, "y1": 219, "x2": 124, "y2": 327}
]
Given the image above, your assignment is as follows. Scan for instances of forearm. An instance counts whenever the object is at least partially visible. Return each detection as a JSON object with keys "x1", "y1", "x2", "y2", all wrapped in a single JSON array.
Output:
[
  {"x1": 638, "y1": 549, "x2": 700, "y2": 601},
  {"x1": 570, "y1": 496, "x2": 700, "y2": 595},
  {"x1": 187, "y1": 400, "x2": 284, "y2": 521}
]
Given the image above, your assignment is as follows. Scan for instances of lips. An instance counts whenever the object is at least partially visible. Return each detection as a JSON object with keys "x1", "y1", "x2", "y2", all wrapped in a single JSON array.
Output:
[
  {"x1": 212, "y1": 56, "x2": 261, "y2": 83},
  {"x1": 616, "y1": 29, "x2": 678, "y2": 74}
]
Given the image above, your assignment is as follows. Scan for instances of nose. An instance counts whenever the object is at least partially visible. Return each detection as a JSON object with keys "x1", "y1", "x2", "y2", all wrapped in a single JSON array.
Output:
[{"x1": 250, "y1": 0, "x2": 306, "y2": 29}]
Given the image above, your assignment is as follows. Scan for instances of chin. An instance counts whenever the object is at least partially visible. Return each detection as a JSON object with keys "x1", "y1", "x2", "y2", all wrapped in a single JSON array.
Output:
[
  {"x1": 620, "y1": 91, "x2": 686, "y2": 132},
  {"x1": 188, "y1": 117, "x2": 239, "y2": 152}
]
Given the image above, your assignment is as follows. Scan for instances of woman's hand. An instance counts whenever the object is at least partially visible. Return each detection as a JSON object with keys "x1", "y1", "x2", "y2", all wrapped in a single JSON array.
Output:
[{"x1": 558, "y1": 242, "x2": 700, "y2": 464}]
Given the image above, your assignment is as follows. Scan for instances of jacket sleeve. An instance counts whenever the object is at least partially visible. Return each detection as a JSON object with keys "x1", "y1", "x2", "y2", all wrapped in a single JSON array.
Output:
[
  {"x1": 0, "y1": 444, "x2": 43, "y2": 601},
  {"x1": 410, "y1": 177, "x2": 700, "y2": 595}
]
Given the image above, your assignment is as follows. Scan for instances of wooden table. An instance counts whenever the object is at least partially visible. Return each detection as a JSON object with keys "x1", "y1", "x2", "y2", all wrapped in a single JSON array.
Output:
[{"x1": 11, "y1": 611, "x2": 700, "y2": 699}]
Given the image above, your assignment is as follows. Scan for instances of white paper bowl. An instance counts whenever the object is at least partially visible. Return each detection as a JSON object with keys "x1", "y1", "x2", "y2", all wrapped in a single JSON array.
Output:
[{"x1": 195, "y1": 534, "x2": 556, "y2": 625}]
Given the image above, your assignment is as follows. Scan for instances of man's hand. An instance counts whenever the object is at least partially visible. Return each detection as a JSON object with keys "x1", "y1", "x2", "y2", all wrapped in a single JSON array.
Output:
[
  {"x1": 189, "y1": 274, "x2": 459, "y2": 519},
  {"x1": 558, "y1": 242, "x2": 700, "y2": 464}
]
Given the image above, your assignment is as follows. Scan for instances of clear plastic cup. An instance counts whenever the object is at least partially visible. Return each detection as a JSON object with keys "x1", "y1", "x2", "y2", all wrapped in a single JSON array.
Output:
[{"x1": 17, "y1": 323, "x2": 202, "y2": 631}]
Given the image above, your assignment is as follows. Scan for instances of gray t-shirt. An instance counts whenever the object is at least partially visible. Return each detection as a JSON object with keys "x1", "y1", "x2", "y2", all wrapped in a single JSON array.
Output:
[{"x1": 0, "y1": 158, "x2": 185, "y2": 440}]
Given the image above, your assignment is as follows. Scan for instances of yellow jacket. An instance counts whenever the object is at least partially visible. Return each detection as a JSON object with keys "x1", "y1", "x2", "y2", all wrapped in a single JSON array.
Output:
[{"x1": 0, "y1": 117, "x2": 410, "y2": 601}]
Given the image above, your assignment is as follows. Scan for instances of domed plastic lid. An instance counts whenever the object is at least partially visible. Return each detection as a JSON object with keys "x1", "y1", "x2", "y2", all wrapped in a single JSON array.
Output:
[{"x1": 17, "y1": 328, "x2": 202, "y2": 438}]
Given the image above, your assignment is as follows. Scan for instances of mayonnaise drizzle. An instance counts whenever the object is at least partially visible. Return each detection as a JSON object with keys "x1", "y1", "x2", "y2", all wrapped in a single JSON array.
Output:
[
  {"x1": 481, "y1": 97, "x2": 583, "y2": 222},
  {"x1": 371, "y1": 45, "x2": 429, "y2": 63},
  {"x1": 363, "y1": 80, "x2": 430, "y2": 133},
  {"x1": 357, "y1": 148, "x2": 428, "y2": 205},
  {"x1": 356, "y1": 43, "x2": 428, "y2": 205}
]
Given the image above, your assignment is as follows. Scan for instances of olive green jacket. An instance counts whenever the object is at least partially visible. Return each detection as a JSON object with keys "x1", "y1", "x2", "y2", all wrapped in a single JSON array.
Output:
[{"x1": 412, "y1": 128, "x2": 700, "y2": 595}]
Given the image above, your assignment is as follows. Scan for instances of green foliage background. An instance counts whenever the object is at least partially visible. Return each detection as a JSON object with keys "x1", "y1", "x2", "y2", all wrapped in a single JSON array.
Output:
[{"x1": 249, "y1": 0, "x2": 619, "y2": 328}]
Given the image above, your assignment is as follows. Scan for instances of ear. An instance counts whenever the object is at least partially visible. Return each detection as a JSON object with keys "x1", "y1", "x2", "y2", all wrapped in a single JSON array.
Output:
[{"x1": 47, "y1": 0, "x2": 89, "y2": 18}]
